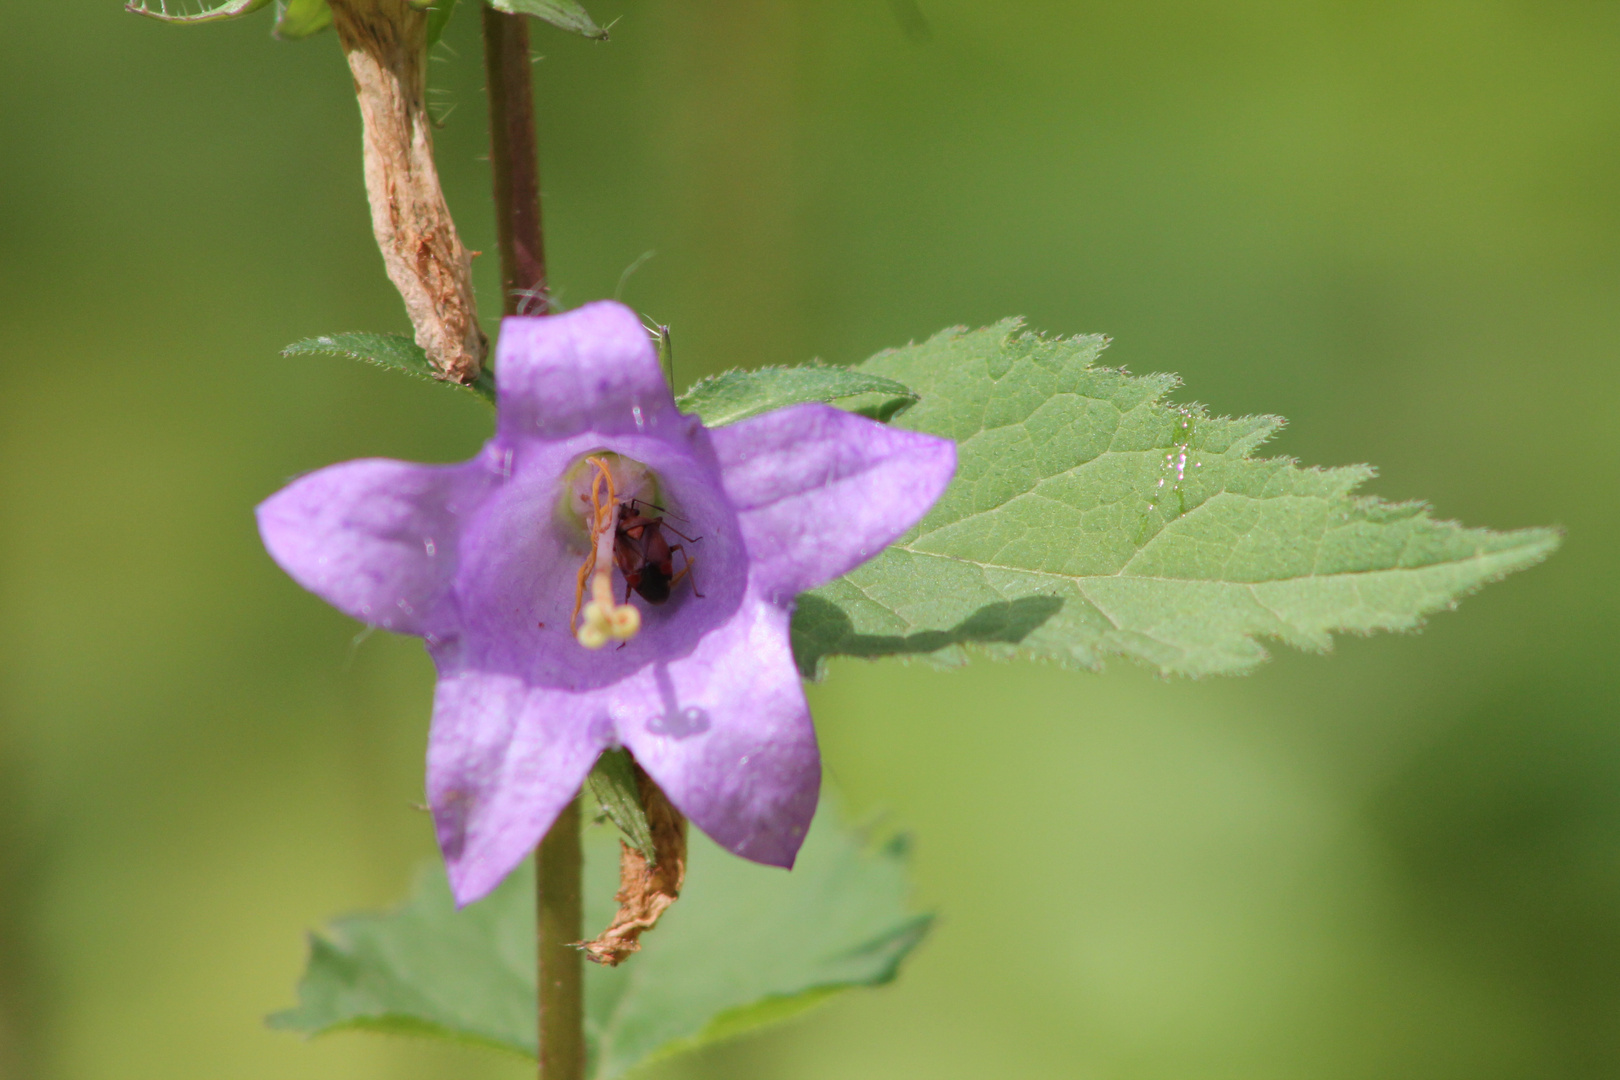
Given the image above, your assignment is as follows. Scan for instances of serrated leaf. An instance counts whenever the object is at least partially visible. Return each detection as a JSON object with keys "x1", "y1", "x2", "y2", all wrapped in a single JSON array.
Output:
[
  {"x1": 283, "y1": 332, "x2": 495, "y2": 405},
  {"x1": 273, "y1": 0, "x2": 332, "y2": 39},
  {"x1": 486, "y1": 0, "x2": 608, "y2": 40},
  {"x1": 270, "y1": 811, "x2": 929, "y2": 1078},
  {"x1": 791, "y1": 319, "x2": 1560, "y2": 678},
  {"x1": 675, "y1": 366, "x2": 920, "y2": 428},
  {"x1": 585, "y1": 749, "x2": 656, "y2": 863},
  {"x1": 125, "y1": 0, "x2": 273, "y2": 24}
]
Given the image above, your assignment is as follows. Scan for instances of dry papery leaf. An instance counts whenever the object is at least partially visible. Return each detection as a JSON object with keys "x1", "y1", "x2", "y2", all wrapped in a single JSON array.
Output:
[
  {"x1": 329, "y1": 0, "x2": 487, "y2": 382},
  {"x1": 581, "y1": 765, "x2": 687, "y2": 966}
]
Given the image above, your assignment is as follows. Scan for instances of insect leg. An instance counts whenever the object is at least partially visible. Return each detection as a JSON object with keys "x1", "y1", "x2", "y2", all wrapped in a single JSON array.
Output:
[{"x1": 667, "y1": 547, "x2": 705, "y2": 598}]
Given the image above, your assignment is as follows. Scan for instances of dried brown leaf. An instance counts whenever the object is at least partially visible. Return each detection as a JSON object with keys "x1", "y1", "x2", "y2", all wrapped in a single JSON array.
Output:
[
  {"x1": 329, "y1": 0, "x2": 487, "y2": 382},
  {"x1": 580, "y1": 766, "x2": 686, "y2": 967}
]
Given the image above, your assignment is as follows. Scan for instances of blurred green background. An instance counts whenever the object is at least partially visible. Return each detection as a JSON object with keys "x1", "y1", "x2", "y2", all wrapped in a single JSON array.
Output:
[{"x1": 1, "y1": 1, "x2": 1616, "y2": 1077}]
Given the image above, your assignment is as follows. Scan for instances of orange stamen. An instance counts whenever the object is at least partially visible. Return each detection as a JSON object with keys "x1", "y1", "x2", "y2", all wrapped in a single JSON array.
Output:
[{"x1": 569, "y1": 456, "x2": 618, "y2": 628}]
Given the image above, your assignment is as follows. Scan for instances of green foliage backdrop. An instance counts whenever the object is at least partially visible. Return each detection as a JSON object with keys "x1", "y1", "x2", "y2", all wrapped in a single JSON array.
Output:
[{"x1": 0, "y1": 2, "x2": 1614, "y2": 1078}]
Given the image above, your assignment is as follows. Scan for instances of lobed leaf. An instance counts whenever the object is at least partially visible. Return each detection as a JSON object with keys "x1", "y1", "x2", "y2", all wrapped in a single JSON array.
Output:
[
  {"x1": 676, "y1": 365, "x2": 920, "y2": 428},
  {"x1": 270, "y1": 811, "x2": 930, "y2": 1078},
  {"x1": 486, "y1": 0, "x2": 608, "y2": 40},
  {"x1": 283, "y1": 332, "x2": 495, "y2": 405},
  {"x1": 126, "y1": 0, "x2": 273, "y2": 24},
  {"x1": 791, "y1": 320, "x2": 1561, "y2": 678}
]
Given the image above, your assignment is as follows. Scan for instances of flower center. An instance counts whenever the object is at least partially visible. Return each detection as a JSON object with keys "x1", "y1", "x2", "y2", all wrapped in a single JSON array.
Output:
[{"x1": 562, "y1": 453, "x2": 703, "y2": 649}]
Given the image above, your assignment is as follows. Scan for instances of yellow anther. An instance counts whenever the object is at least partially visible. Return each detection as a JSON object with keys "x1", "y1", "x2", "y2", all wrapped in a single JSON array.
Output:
[
  {"x1": 577, "y1": 619, "x2": 610, "y2": 650},
  {"x1": 607, "y1": 603, "x2": 640, "y2": 639},
  {"x1": 576, "y1": 561, "x2": 640, "y2": 647},
  {"x1": 576, "y1": 593, "x2": 639, "y2": 648}
]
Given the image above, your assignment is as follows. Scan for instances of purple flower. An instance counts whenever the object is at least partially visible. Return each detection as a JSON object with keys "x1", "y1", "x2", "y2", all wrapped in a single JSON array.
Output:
[{"x1": 258, "y1": 302, "x2": 955, "y2": 904}]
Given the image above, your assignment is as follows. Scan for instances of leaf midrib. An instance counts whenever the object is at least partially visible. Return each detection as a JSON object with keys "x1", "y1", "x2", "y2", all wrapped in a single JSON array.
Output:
[{"x1": 878, "y1": 536, "x2": 1547, "y2": 592}]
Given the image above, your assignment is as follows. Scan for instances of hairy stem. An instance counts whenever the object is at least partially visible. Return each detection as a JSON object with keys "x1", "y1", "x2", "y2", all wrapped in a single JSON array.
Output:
[
  {"x1": 327, "y1": 0, "x2": 487, "y2": 381},
  {"x1": 536, "y1": 798, "x2": 585, "y2": 1080},
  {"x1": 483, "y1": 6, "x2": 549, "y2": 315}
]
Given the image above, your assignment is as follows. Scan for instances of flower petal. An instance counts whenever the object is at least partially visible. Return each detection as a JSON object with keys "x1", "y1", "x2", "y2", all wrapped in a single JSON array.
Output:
[
  {"x1": 712, "y1": 403, "x2": 957, "y2": 602},
  {"x1": 495, "y1": 301, "x2": 679, "y2": 441},
  {"x1": 256, "y1": 458, "x2": 490, "y2": 634},
  {"x1": 427, "y1": 670, "x2": 609, "y2": 905},
  {"x1": 616, "y1": 594, "x2": 819, "y2": 868}
]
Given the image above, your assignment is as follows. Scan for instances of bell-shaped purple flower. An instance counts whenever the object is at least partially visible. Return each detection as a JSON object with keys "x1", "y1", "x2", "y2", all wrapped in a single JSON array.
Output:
[{"x1": 258, "y1": 302, "x2": 955, "y2": 904}]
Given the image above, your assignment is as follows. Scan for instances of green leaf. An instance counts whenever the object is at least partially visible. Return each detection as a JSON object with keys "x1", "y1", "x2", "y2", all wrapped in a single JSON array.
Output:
[
  {"x1": 125, "y1": 0, "x2": 273, "y2": 24},
  {"x1": 268, "y1": 0, "x2": 452, "y2": 41},
  {"x1": 792, "y1": 319, "x2": 1561, "y2": 678},
  {"x1": 676, "y1": 366, "x2": 920, "y2": 428},
  {"x1": 584, "y1": 826, "x2": 928, "y2": 1078},
  {"x1": 283, "y1": 332, "x2": 495, "y2": 406},
  {"x1": 270, "y1": 812, "x2": 929, "y2": 1078},
  {"x1": 486, "y1": 0, "x2": 608, "y2": 40},
  {"x1": 585, "y1": 749, "x2": 655, "y2": 863},
  {"x1": 272, "y1": 0, "x2": 332, "y2": 39}
]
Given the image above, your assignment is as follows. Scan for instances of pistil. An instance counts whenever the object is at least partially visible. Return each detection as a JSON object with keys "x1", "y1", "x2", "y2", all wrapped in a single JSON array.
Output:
[{"x1": 572, "y1": 456, "x2": 641, "y2": 648}]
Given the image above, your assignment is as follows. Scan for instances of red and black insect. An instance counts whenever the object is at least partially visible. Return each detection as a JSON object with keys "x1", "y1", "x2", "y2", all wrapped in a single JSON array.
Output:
[{"x1": 614, "y1": 499, "x2": 703, "y2": 605}]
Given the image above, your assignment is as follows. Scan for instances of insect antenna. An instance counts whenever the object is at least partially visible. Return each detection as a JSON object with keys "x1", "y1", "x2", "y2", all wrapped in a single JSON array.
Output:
[{"x1": 624, "y1": 496, "x2": 690, "y2": 524}]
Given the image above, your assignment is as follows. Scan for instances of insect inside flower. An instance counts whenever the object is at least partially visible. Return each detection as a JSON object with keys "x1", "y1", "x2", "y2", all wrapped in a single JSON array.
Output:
[
  {"x1": 566, "y1": 453, "x2": 703, "y2": 649},
  {"x1": 615, "y1": 497, "x2": 703, "y2": 606}
]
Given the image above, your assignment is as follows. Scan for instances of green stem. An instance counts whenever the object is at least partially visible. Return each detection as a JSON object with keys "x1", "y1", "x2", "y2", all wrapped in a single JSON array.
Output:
[{"x1": 535, "y1": 798, "x2": 585, "y2": 1080}]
